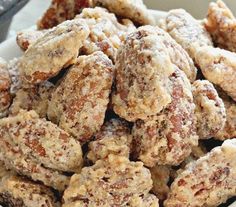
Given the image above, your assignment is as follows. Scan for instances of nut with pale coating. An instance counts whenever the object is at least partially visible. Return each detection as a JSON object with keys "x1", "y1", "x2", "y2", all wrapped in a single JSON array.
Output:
[
  {"x1": 10, "y1": 81, "x2": 54, "y2": 118},
  {"x1": 93, "y1": 0, "x2": 155, "y2": 25},
  {"x1": 192, "y1": 80, "x2": 226, "y2": 139},
  {"x1": 164, "y1": 139, "x2": 236, "y2": 207},
  {"x1": 77, "y1": 7, "x2": 136, "y2": 61},
  {"x1": 0, "y1": 110, "x2": 83, "y2": 191},
  {"x1": 132, "y1": 69, "x2": 198, "y2": 167},
  {"x1": 20, "y1": 19, "x2": 89, "y2": 84},
  {"x1": 205, "y1": 0, "x2": 236, "y2": 52},
  {"x1": 159, "y1": 9, "x2": 213, "y2": 61},
  {"x1": 112, "y1": 25, "x2": 196, "y2": 122},
  {"x1": 0, "y1": 171, "x2": 59, "y2": 207},
  {"x1": 0, "y1": 58, "x2": 11, "y2": 118},
  {"x1": 47, "y1": 52, "x2": 114, "y2": 143},
  {"x1": 87, "y1": 119, "x2": 132, "y2": 162},
  {"x1": 63, "y1": 155, "x2": 158, "y2": 207},
  {"x1": 195, "y1": 46, "x2": 236, "y2": 102}
]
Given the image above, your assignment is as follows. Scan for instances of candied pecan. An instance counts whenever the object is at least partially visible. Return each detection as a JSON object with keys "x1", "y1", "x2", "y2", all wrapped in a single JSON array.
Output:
[
  {"x1": 132, "y1": 69, "x2": 198, "y2": 167},
  {"x1": 165, "y1": 139, "x2": 236, "y2": 207},
  {"x1": 159, "y1": 9, "x2": 213, "y2": 61},
  {"x1": 63, "y1": 155, "x2": 158, "y2": 206},
  {"x1": 192, "y1": 80, "x2": 226, "y2": 139},
  {"x1": 20, "y1": 19, "x2": 89, "y2": 84},
  {"x1": 0, "y1": 110, "x2": 83, "y2": 191},
  {"x1": 47, "y1": 52, "x2": 114, "y2": 143},
  {"x1": 205, "y1": 0, "x2": 236, "y2": 52}
]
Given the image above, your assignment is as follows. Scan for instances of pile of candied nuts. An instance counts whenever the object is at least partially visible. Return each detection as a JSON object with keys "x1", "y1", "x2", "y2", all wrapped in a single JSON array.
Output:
[{"x1": 0, "y1": 0, "x2": 236, "y2": 206}]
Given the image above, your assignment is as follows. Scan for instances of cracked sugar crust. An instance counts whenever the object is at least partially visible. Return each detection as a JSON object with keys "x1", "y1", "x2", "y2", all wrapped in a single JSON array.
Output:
[
  {"x1": 0, "y1": 110, "x2": 83, "y2": 191},
  {"x1": 159, "y1": 9, "x2": 213, "y2": 61},
  {"x1": 37, "y1": 0, "x2": 92, "y2": 29},
  {"x1": 0, "y1": 58, "x2": 11, "y2": 118},
  {"x1": 20, "y1": 19, "x2": 89, "y2": 84},
  {"x1": 150, "y1": 165, "x2": 170, "y2": 201},
  {"x1": 192, "y1": 80, "x2": 226, "y2": 139},
  {"x1": 205, "y1": 0, "x2": 236, "y2": 52},
  {"x1": 77, "y1": 7, "x2": 136, "y2": 61},
  {"x1": 87, "y1": 119, "x2": 132, "y2": 163},
  {"x1": 195, "y1": 46, "x2": 236, "y2": 102},
  {"x1": 214, "y1": 88, "x2": 236, "y2": 140},
  {"x1": 10, "y1": 81, "x2": 54, "y2": 118},
  {"x1": 63, "y1": 155, "x2": 158, "y2": 207},
  {"x1": 93, "y1": 0, "x2": 155, "y2": 25},
  {"x1": 164, "y1": 139, "x2": 236, "y2": 207},
  {"x1": 132, "y1": 69, "x2": 198, "y2": 167},
  {"x1": 47, "y1": 52, "x2": 114, "y2": 143},
  {"x1": 16, "y1": 30, "x2": 46, "y2": 51},
  {"x1": 112, "y1": 25, "x2": 197, "y2": 122},
  {"x1": 0, "y1": 173, "x2": 59, "y2": 207}
]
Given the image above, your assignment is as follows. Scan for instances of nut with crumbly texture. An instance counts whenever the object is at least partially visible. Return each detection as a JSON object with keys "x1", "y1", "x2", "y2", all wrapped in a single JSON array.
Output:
[
  {"x1": 77, "y1": 7, "x2": 136, "y2": 61},
  {"x1": 0, "y1": 58, "x2": 11, "y2": 118},
  {"x1": 132, "y1": 69, "x2": 198, "y2": 167},
  {"x1": 37, "y1": 0, "x2": 93, "y2": 29},
  {"x1": 192, "y1": 80, "x2": 226, "y2": 139},
  {"x1": 16, "y1": 30, "x2": 46, "y2": 51},
  {"x1": 205, "y1": 0, "x2": 236, "y2": 52},
  {"x1": 195, "y1": 46, "x2": 236, "y2": 102},
  {"x1": 47, "y1": 52, "x2": 114, "y2": 143},
  {"x1": 93, "y1": 0, "x2": 155, "y2": 25},
  {"x1": 20, "y1": 19, "x2": 89, "y2": 84},
  {"x1": 10, "y1": 81, "x2": 54, "y2": 118},
  {"x1": 150, "y1": 165, "x2": 170, "y2": 201},
  {"x1": 63, "y1": 155, "x2": 158, "y2": 207},
  {"x1": 214, "y1": 88, "x2": 236, "y2": 140},
  {"x1": 112, "y1": 25, "x2": 197, "y2": 122},
  {"x1": 0, "y1": 173, "x2": 59, "y2": 207},
  {"x1": 87, "y1": 119, "x2": 132, "y2": 162},
  {"x1": 0, "y1": 110, "x2": 83, "y2": 191},
  {"x1": 164, "y1": 139, "x2": 236, "y2": 207},
  {"x1": 159, "y1": 9, "x2": 213, "y2": 61}
]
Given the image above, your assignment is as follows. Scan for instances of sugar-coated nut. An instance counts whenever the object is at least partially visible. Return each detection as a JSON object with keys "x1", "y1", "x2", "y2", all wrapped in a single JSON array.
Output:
[
  {"x1": 87, "y1": 119, "x2": 132, "y2": 162},
  {"x1": 20, "y1": 19, "x2": 89, "y2": 84},
  {"x1": 132, "y1": 69, "x2": 198, "y2": 167},
  {"x1": 205, "y1": 0, "x2": 236, "y2": 52},
  {"x1": 63, "y1": 155, "x2": 158, "y2": 207},
  {"x1": 192, "y1": 80, "x2": 226, "y2": 139},
  {"x1": 195, "y1": 46, "x2": 236, "y2": 102},
  {"x1": 77, "y1": 7, "x2": 136, "y2": 61},
  {"x1": 0, "y1": 110, "x2": 82, "y2": 191},
  {"x1": 47, "y1": 51, "x2": 114, "y2": 143},
  {"x1": 93, "y1": 0, "x2": 155, "y2": 25},
  {"x1": 164, "y1": 139, "x2": 236, "y2": 207},
  {"x1": 159, "y1": 9, "x2": 213, "y2": 61}
]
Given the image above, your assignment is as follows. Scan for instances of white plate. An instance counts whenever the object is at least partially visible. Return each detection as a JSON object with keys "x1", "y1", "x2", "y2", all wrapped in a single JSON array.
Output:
[{"x1": 0, "y1": 9, "x2": 167, "y2": 61}]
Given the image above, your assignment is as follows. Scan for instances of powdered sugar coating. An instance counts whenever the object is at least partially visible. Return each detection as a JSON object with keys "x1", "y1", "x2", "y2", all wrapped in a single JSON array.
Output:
[
  {"x1": 192, "y1": 80, "x2": 226, "y2": 139},
  {"x1": 132, "y1": 69, "x2": 198, "y2": 167},
  {"x1": 47, "y1": 52, "x2": 114, "y2": 143},
  {"x1": 165, "y1": 139, "x2": 236, "y2": 207},
  {"x1": 63, "y1": 155, "x2": 158, "y2": 207},
  {"x1": 93, "y1": 0, "x2": 155, "y2": 25},
  {"x1": 195, "y1": 46, "x2": 236, "y2": 102},
  {"x1": 159, "y1": 9, "x2": 213, "y2": 61},
  {"x1": 0, "y1": 110, "x2": 82, "y2": 191},
  {"x1": 87, "y1": 119, "x2": 132, "y2": 162},
  {"x1": 20, "y1": 19, "x2": 89, "y2": 84},
  {"x1": 77, "y1": 7, "x2": 136, "y2": 61},
  {"x1": 205, "y1": 0, "x2": 236, "y2": 52}
]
